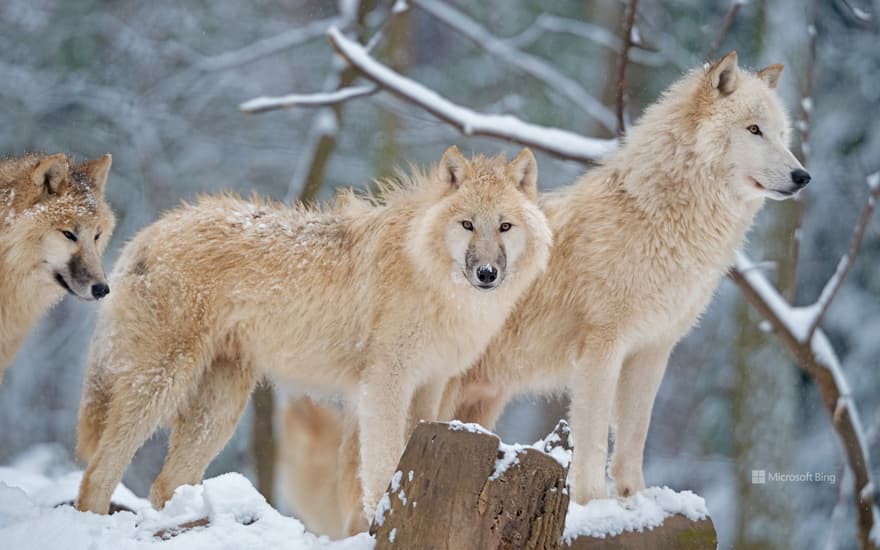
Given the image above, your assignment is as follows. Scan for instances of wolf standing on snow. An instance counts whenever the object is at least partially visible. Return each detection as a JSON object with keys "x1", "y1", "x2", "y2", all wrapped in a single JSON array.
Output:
[
  {"x1": 75, "y1": 146, "x2": 552, "y2": 516},
  {"x1": 450, "y1": 52, "x2": 810, "y2": 504},
  {"x1": 0, "y1": 153, "x2": 115, "y2": 379},
  {"x1": 280, "y1": 51, "x2": 811, "y2": 533}
]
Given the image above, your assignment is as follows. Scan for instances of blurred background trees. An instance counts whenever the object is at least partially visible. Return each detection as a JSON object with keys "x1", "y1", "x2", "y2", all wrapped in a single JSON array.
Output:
[{"x1": 1, "y1": 1, "x2": 878, "y2": 548}]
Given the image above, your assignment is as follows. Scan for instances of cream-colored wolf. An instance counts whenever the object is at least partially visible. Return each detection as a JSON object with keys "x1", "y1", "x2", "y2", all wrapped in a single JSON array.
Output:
[
  {"x1": 75, "y1": 146, "x2": 552, "y2": 516},
  {"x1": 0, "y1": 153, "x2": 115, "y2": 379},
  {"x1": 280, "y1": 51, "x2": 809, "y2": 534}
]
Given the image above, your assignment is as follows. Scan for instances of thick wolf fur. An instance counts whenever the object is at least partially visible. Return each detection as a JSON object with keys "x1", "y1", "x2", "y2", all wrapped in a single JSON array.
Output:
[
  {"x1": 75, "y1": 146, "x2": 552, "y2": 516},
  {"x1": 279, "y1": 52, "x2": 808, "y2": 534},
  {"x1": 0, "y1": 153, "x2": 115, "y2": 379}
]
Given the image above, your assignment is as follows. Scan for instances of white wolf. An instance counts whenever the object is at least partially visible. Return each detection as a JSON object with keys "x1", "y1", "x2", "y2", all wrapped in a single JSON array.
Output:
[
  {"x1": 75, "y1": 146, "x2": 553, "y2": 518},
  {"x1": 279, "y1": 51, "x2": 809, "y2": 534}
]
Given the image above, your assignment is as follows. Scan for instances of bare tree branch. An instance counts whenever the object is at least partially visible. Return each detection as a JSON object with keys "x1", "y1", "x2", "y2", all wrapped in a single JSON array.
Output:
[
  {"x1": 731, "y1": 254, "x2": 879, "y2": 550},
  {"x1": 239, "y1": 84, "x2": 378, "y2": 113},
  {"x1": 805, "y1": 174, "x2": 880, "y2": 340},
  {"x1": 785, "y1": 11, "x2": 818, "y2": 302},
  {"x1": 197, "y1": 17, "x2": 339, "y2": 73},
  {"x1": 326, "y1": 26, "x2": 616, "y2": 164},
  {"x1": 410, "y1": 0, "x2": 617, "y2": 133},
  {"x1": 707, "y1": 0, "x2": 744, "y2": 60},
  {"x1": 615, "y1": 0, "x2": 639, "y2": 136},
  {"x1": 507, "y1": 14, "x2": 666, "y2": 67}
]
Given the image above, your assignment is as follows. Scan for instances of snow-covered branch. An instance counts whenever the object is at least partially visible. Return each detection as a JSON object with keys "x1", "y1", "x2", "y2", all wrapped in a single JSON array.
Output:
[
  {"x1": 805, "y1": 173, "x2": 880, "y2": 340},
  {"x1": 410, "y1": 0, "x2": 617, "y2": 133},
  {"x1": 730, "y1": 254, "x2": 879, "y2": 549},
  {"x1": 326, "y1": 26, "x2": 616, "y2": 164},
  {"x1": 239, "y1": 84, "x2": 378, "y2": 114}
]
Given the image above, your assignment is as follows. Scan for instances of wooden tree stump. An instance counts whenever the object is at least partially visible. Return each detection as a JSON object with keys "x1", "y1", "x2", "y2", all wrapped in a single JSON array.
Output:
[
  {"x1": 564, "y1": 515, "x2": 717, "y2": 549},
  {"x1": 371, "y1": 420, "x2": 572, "y2": 550}
]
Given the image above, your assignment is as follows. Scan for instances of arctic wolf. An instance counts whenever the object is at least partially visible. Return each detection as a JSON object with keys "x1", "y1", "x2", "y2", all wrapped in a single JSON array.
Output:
[
  {"x1": 0, "y1": 153, "x2": 115, "y2": 379},
  {"x1": 280, "y1": 51, "x2": 809, "y2": 531},
  {"x1": 75, "y1": 146, "x2": 552, "y2": 517}
]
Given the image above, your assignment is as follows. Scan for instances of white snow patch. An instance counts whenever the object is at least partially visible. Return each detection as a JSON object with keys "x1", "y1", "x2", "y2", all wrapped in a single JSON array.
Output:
[
  {"x1": 801, "y1": 97, "x2": 813, "y2": 114},
  {"x1": 373, "y1": 492, "x2": 392, "y2": 527},
  {"x1": 867, "y1": 171, "x2": 880, "y2": 191},
  {"x1": 563, "y1": 486, "x2": 707, "y2": 541},
  {"x1": 0, "y1": 457, "x2": 374, "y2": 550},
  {"x1": 447, "y1": 420, "x2": 494, "y2": 435}
]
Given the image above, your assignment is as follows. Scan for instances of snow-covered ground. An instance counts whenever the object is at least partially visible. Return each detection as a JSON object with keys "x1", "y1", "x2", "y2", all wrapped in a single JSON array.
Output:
[{"x1": 0, "y1": 445, "x2": 708, "y2": 549}]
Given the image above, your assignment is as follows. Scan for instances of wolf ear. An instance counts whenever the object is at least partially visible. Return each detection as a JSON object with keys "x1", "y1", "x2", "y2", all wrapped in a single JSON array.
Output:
[
  {"x1": 79, "y1": 154, "x2": 112, "y2": 195},
  {"x1": 509, "y1": 148, "x2": 538, "y2": 200},
  {"x1": 440, "y1": 145, "x2": 467, "y2": 190},
  {"x1": 757, "y1": 64, "x2": 784, "y2": 89},
  {"x1": 31, "y1": 153, "x2": 69, "y2": 196},
  {"x1": 709, "y1": 51, "x2": 739, "y2": 95}
]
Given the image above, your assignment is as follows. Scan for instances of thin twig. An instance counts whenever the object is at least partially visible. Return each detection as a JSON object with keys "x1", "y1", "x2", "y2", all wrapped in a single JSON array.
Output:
[
  {"x1": 785, "y1": 1, "x2": 818, "y2": 302},
  {"x1": 326, "y1": 26, "x2": 616, "y2": 164},
  {"x1": 707, "y1": 0, "x2": 743, "y2": 60},
  {"x1": 616, "y1": 0, "x2": 639, "y2": 137},
  {"x1": 805, "y1": 175, "x2": 880, "y2": 340}
]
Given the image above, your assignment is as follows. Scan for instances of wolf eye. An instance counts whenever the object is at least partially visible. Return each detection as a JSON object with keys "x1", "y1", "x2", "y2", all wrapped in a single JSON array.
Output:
[
  {"x1": 94, "y1": 232, "x2": 101, "y2": 242},
  {"x1": 61, "y1": 230, "x2": 78, "y2": 242},
  {"x1": 461, "y1": 220, "x2": 474, "y2": 231},
  {"x1": 499, "y1": 222, "x2": 512, "y2": 232},
  {"x1": 747, "y1": 124, "x2": 763, "y2": 136}
]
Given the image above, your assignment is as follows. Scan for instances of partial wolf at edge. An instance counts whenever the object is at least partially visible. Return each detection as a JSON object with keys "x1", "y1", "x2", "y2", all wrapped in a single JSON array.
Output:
[{"x1": 0, "y1": 153, "x2": 115, "y2": 379}]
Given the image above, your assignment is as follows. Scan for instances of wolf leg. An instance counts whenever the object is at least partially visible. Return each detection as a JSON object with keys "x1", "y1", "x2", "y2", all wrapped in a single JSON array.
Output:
[
  {"x1": 569, "y1": 342, "x2": 625, "y2": 504},
  {"x1": 452, "y1": 380, "x2": 509, "y2": 429},
  {"x1": 149, "y1": 356, "x2": 255, "y2": 508},
  {"x1": 339, "y1": 405, "x2": 368, "y2": 535},
  {"x1": 76, "y1": 373, "x2": 175, "y2": 514},
  {"x1": 356, "y1": 365, "x2": 412, "y2": 522},
  {"x1": 609, "y1": 342, "x2": 672, "y2": 498}
]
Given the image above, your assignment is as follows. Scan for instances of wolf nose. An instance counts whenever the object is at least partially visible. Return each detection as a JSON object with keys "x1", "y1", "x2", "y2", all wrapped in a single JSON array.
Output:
[
  {"x1": 91, "y1": 283, "x2": 110, "y2": 299},
  {"x1": 791, "y1": 169, "x2": 811, "y2": 187},
  {"x1": 476, "y1": 265, "x2": 498, "y2": 284}
]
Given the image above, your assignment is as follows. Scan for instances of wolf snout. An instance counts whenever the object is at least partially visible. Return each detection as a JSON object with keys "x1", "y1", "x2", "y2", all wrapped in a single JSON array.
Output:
[
  {"x1": 91, "y1": 283, "x2": 110, "y2": 300},
  {"x1": 475, "y1": 264, "x2": 499, "y2": 285},
  {"x1": 791, "y1": 169, "x2": 811, "y2": 188}
]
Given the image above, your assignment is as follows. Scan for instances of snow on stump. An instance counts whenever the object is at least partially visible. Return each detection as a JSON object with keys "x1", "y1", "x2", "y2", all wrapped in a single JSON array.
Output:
[
  {"x1": 563, "y1": 487, "x2": 716, "y2": 549},
  {"x1": 371, "y1": 420, "x2": 572, "y2": 549},
  {"x1": 564, "y1": 515, "x2": 716, "y2": 549}
]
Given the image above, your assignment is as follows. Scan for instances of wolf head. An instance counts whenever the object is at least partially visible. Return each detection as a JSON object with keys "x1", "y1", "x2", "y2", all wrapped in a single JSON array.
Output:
[
  {"x1": 408, "y1": 146, "x2": 552, "y2": 293},
  {"x1": 3, "y1": 153, "x2": 116, "y2": 301},
  {"x1": 692, "y1": 51, "x2": 809, "y2": 201}
]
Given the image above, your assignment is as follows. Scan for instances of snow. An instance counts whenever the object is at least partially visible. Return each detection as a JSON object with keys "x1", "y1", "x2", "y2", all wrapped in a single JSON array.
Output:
[
  {"x1": 447, "y1": 420, "x2": 572, "y2": 478},
  {"x1": 446, "y1": 419, "x2": 494, "y2": 435},
  {"x1": 326, "y1": 26, "x2": 617, "y2": 164},
  {"x1": 0, "y1": 446, "x2": 716, "y2": 547},
  {"x1": 0, "y1": 455, "x2": 374, "y2": 550},
  {"x1": 867, "y1": 171, "x2": 880, "y2": 192},
  {"x1": 563, "y1": 486, "x2": 708, "y2": 541}
]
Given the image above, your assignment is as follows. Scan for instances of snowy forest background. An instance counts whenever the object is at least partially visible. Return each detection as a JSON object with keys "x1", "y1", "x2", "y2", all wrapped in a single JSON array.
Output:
[{"x1": 1, "y1": 0, "x2": 878, "y2": 548}]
